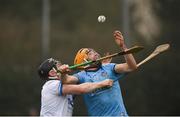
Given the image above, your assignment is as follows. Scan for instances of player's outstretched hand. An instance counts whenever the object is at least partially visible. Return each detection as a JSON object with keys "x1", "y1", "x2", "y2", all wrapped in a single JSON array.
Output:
[
  {"x1": 102, "y1": 79, "x2": 113, "y2": 87},
  {"x1": 113, "y1": 30, "x2": 125, "y2": 48}
]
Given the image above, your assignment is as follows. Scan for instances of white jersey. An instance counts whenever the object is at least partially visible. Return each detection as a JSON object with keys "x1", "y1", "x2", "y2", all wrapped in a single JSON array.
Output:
[{"x1": 40, "y1": 80, "x2": 73, "y2": 116}]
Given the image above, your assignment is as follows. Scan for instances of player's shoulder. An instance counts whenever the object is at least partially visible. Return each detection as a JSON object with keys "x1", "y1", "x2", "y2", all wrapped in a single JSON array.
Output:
[
  {"x1": 102, "y1": 63, "x2": 116, "y2": 67},
  {"x1": 74, "y1": 70, "x2": 86, "y2": 75},
  {"x1": 73, "y1": 70, "x2": 87, "y2": 80},
  {"x1": 43, "y1": 80, "x2": 61, "y2": 88},
  {"x1": 101, "y1": 63, "x2": 117, "y2": 73}
]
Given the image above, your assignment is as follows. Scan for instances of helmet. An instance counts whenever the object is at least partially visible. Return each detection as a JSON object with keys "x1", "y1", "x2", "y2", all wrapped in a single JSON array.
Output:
[
  {"x1": 74, "y1": 48, "x2": 102, "y2": 69},
  {"x1": 74, "y1": 48, "x2": 90, "y2": 67},
  {"x1": 38, "y1": 58, "x2": 60, "y2": 80}
]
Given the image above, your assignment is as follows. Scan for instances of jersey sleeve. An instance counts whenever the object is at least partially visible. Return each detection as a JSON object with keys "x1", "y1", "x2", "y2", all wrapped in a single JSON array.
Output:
[
  {"x1": 58, "y1": 81, "x2": 63, "y2": 96},
  {"x1": 47, "y1": 80, "x2": 63, "y2": 96},
  {"x1": 73, "y1": 72, "x2": 85, "y2": 84},
  {"x1": 104, "y1": 63, "x2": 128, "y2": 81}
]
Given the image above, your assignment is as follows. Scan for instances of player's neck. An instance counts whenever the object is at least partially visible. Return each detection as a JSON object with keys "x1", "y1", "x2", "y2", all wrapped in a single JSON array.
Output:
[{"x1": 85, "y1": 66, "x2": 100, "y2": 72}]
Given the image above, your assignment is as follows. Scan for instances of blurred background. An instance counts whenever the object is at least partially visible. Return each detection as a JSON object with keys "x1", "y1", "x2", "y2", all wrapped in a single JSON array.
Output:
[{"x1": 0, "y1": 0, "x2": 179, "y2": 116}]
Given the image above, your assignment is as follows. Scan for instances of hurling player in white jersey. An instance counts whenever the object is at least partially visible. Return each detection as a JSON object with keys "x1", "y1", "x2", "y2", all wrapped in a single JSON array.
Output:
[{"x1": 38, "y1": 58, "x2": 113, "y2": 116}]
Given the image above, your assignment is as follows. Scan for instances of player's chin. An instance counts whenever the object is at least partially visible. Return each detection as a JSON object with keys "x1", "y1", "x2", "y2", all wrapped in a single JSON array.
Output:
[
  {"x1": 91, "y1": 57, "x2": 97, "y2": 61},
  {"x1": 95, "y1": 55, "x2": 101, "y2": 60}
]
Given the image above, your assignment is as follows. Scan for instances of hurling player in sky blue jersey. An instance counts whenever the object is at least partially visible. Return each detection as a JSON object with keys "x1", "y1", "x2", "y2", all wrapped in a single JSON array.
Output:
[{"x1": 61, "y1": 30, "x2": 137, "y2": 116}]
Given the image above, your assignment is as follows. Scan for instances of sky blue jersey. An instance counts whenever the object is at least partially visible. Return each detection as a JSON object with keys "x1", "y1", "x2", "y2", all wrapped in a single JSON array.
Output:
[{"x1": 74, "y1": 63, "x2": 128, "y2": 116}]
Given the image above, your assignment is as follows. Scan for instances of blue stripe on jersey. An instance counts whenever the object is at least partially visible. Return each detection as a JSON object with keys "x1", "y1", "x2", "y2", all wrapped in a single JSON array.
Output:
[{"x1": 58, "y1": 81, "x2": 63, "y2": 96}]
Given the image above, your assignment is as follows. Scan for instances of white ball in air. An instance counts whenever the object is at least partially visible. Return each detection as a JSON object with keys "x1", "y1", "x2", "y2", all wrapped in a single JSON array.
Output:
[{"x1": 98, "y1": 15, "x2": 106, "y2": 23}]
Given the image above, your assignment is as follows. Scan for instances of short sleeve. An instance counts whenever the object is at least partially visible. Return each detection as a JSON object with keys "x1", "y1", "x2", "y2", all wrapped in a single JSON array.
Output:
[
  {"x1": 103, "y1": 63, "x2": 128, "y2": 81},
  {"x1": 73, "y1": 72, "x2": 85, "y2": 84},
  {"x1": 46, "y1": 80, "x2": 63, "y2": 96},
  {"x1": 58, "y1": 81, "x2": 63, "y2": 96}
]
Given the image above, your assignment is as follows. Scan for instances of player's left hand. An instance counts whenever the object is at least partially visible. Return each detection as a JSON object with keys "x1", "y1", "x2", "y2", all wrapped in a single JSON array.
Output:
[{"x1": 113, "y1": 30, "x2": 125, "y2": 48}]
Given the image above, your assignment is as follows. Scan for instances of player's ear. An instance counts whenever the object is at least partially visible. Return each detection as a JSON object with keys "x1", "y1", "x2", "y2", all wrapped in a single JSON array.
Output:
[{"x1": 49, "y1": 69, "x2": 57, "y2": 77}]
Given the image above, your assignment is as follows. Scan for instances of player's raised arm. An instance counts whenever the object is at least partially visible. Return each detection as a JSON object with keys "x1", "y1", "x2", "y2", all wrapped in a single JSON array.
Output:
[{"x1": 113, "y1": 30, "x2": 137, "y2": 73}]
